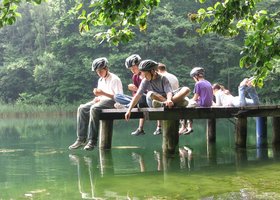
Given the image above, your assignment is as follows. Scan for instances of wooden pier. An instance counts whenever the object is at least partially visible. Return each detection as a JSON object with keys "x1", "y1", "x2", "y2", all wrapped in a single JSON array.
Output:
[{"x1": 98, "y1": 105, "x2": 280, "y2": 154}]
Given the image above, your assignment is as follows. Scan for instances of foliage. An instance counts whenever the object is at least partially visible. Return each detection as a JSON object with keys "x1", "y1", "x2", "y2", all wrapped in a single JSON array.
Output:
[
  {"x1": 0, "y1": 0, "x2": 43, "y2": 28},
  {"x1": 192, "y1": 0, "x2": 280, "y2": 87},
  {"x1": 0, "y1": 0, "x2": 279, "y2": 105},
  {"x1": 75, "y1": 0, "x2": 160, "y2": 45}
]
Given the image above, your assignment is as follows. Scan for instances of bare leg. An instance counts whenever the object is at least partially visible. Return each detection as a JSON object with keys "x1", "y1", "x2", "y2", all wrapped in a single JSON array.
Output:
[
  {"x1": 139, "y1": 118, "x2": 145, "y2": 130},
  {"x1": 172, "y1": 87, "x2": 190, "y2": 103}
]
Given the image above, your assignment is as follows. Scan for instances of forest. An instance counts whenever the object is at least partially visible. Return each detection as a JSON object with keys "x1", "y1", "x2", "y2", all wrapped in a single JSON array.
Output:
[{"x1": 0, "y1": 0, "x2": 279, "y2": 105}]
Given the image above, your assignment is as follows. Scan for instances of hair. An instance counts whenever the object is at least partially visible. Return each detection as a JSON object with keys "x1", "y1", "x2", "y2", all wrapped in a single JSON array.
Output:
[
  {"x1": 212, "y1": 83, "x2": 220, "y2": 90},
  {"x1": 157, "y1": 63, "x2": 166, "y2": 71}
]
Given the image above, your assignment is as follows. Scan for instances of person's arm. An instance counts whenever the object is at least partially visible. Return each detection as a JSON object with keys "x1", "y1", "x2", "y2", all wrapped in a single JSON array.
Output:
[
  {"x1": 94, "y1": 77, "x2": 123, "y2": 99},
  {"x1": 162, "y1": 76, "x2": 173, "y2": 108},
  {"x1": 125, "y1": 94, "x2": 142, "y2": 121},
  {"x1": 192, "y1": 93, "x2": 199, "y2": 101},
  {"x1": 128, "y1": 84, "x2": 138, "y2": 92},
  {"x1": 165, "y1": 92, "x2": 174, "y2": 108},
  {"x1": 93, "y1": 88, "x2": 114, "y2": 99}
]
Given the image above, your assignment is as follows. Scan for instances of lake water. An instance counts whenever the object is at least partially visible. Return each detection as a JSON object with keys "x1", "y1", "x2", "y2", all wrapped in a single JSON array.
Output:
[{"x1": 0, "y1": 116, "x2": 280, "y2": 200}]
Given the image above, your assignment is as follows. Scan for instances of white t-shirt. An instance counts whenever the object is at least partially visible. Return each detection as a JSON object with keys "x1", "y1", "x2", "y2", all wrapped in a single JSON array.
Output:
[
  {"x1": 97, "y1": 72, "x2": 123, "y2": 100},
  {"x1": 159, "y1": 71, "x2": 179, "y2": 91},
  {"x1": 161, "y1": 72, "x2": 179, "y2": 90},
  {"x1": 214, "y1": 89, "x2": 234, "y2": 106}
]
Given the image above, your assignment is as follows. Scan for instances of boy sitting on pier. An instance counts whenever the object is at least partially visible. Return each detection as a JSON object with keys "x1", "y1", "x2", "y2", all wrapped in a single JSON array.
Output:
[{"x1": 124, "y1": 59, "x2": 190, "y2": 121}]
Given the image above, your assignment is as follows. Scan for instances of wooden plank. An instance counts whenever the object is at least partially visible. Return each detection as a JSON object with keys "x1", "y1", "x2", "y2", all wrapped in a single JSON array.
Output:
[{"x1": 99, "y1": 105, "x2": 280, "y2": 120}]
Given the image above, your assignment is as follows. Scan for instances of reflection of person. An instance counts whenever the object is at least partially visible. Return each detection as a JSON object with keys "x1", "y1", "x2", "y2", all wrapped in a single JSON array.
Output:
[
  {"x1": 69, "y1": 57, "x2": 123, "y2": 151},
  {"x1": 179, "y1": 146, "x2": 193, "y2": 170},
  {"x1": 212, "y1": 77, "x2": 260, "y2": 107},
  {"x1": 154, "y1": 150, "x2": 162, "y2": 171},
  {"x1": 131, "y1": 152, "x2": 145, "y2": 172},
  {"x1": 179, "y1": 67, "x2": 213, "y2": 135},
  {"x1": 125, "y1": 59, "x2": 190, "y2": 121},
  {"x1": 114, "y1": 54, "x2": 148, "y2": 136},
  {"x1": 69, "y1": 154, "x2": 96, "y2": 199},
  {"x1": 132, "y1": 151, "x2": 163, "y2": 172}
]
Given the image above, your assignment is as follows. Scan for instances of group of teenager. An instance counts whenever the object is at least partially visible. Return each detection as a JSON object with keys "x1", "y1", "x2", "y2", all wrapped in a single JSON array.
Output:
[{"x1": 68, "y1": 55, "x2": 260, "y2": 151}]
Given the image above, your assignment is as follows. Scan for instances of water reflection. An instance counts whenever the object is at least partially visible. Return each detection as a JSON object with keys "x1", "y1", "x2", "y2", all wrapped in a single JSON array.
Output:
[
  {"x1": 68, "y1": 147, "x2": 195, "y2": 199},
  {"x1": 67, "y1": 144, "x2": 280, "y2": 199},
  {"x1": 1, "y1": 117, "x2": 280, "y2": 199},
  {"x1": 69, "y1": 154, "x2": 97, "y2": 199}
]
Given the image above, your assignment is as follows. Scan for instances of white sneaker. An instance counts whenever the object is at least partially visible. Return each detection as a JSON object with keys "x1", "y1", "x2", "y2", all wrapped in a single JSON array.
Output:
[
  {"x1": 114, "y1": 102, "x2": 126, "y2": 109},
  {"x1": 186, "y1": 99, "x2": 197, "y2": 108}
]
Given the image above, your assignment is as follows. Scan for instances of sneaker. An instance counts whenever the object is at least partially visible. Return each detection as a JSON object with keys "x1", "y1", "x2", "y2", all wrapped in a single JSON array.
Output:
[
  {"x1": 114, "y1": 102, "x2": 126, "y2": 109},
  {"x1": 68, "y1": 139, "x2": 86, "y2": 150},
  {"x1": 153, "y1": 128, "x2": 162, "y2": 135},
  {"x1": 84, "y1": 140, "x2": 97, "y2": 151},
  {"x1": 131, "y1": 128, "x2": 145, "y2": 136},
  {"x1": 152, "y1": 100, "x2": 164, "y2": 108},
  {"x1": 187, "y1": 100, "x2": 197, "y2": 108}
]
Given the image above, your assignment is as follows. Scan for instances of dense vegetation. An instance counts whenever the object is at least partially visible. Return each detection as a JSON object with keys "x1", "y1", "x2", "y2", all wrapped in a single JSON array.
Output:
[{"x1": 0, "y1": 0, "x2": 279, "y2": 105}]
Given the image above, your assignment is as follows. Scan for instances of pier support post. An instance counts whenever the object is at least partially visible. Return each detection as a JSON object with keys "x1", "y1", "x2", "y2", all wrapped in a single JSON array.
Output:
[
  {"x1": 207, "y1": 118, "x2": 216, "y2": 143},
  {"x1": 162, "y1": 120, "x2": 179, "y2": 154},
  {"x1": 256, "y1": 117, "x2": 267, "y2": 148},
  {"x1": 99, "y1": 150, "x2": 114, "y2": 176},
  {"x1": 99, "y1": 120, "x2": 113, "y2": 149},
  {"x1": 207, "y1": 142, "x2": 217, "y2": 166},
  {"x1": 235, "y1": 117, "x2": 247, "y2": 148},
  {"x1": 272, "y1": 117, "x2": 280, "y2": 145}
]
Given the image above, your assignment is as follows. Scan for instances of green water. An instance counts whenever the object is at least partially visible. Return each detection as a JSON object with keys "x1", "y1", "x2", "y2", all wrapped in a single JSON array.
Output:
[{"x1": 0, "y1": 116, "x2": 280, "y2": 200}]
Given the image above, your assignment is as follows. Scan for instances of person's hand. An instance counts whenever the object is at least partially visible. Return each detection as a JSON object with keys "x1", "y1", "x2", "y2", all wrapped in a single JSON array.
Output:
[
  {"x1": 128, "y1": 84, "x2": 138, "y2": 92},
  {"x1": 93, "y1": 88, "x2": 103, "y2": 96},
  {"x1": 165, "y1": 99, "x2": 174, "y2": 108},
  {"x1": 125, "y1": 111, "x2": 131, "y2": 121},
  {"x1": 93, "y1": 98, "x2": 100, "y2": 103}
]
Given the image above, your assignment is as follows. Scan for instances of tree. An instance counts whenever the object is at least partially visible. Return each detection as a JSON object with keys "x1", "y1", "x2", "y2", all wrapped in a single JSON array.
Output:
[
  {"x1": 0, "y1": 0, "x2": 43, "y2": 27},
  {"x1": 1, "y1": 0, "x2": 278, "y2": 85},
  {"x1": 191, "y1": 0, "x2": 279, "y2": 87}
]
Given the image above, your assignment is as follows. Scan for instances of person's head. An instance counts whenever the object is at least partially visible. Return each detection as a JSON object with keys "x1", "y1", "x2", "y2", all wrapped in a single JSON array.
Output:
[
  {"x1": 212, "y1": 83, "x2": 222, "y2": 94},
  {"x1": 138, "y1": 59, "x2": 158, "y2": 80},
  {"x1": 212, "y1": 83, "x2": 221, "y2": 91},
  {"x1": 125, "y1": 54, "x2": 141, "y2": 75},
  {"x1": 92, "y1": 57, "x2": 109, "y2": 78},
  {"x1": 212, "y1": 83, "x2": 231, "y2": 95},
  {"x1": 190, "y1": 67, "x2": 205, "y2": 81},
  {"x1": 157, "y1": 63, "x2": 166, "y2": 73}
]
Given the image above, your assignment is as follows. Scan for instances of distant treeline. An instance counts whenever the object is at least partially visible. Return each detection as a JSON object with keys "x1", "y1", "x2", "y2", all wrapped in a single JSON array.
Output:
[{"x1": 0, "y1": 0, "x2": 279, "y2": 105}]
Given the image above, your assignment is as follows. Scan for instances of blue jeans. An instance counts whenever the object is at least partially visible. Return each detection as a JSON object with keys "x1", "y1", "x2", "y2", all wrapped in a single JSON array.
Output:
[
  {"x1": 114, "y1": 93, "x2": 148, "y2": 108},
  {"x1": 238, "y1": 85, "x2": 260, "y2": 106}
]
